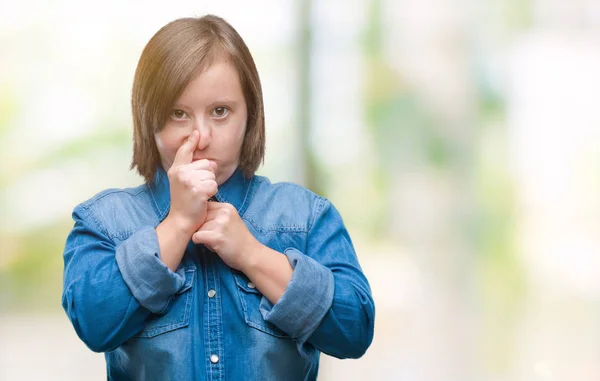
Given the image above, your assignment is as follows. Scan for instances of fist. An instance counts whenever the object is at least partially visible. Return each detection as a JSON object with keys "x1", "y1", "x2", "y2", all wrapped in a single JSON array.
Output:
[
  {"x1": 167, "y1": 130, "x2": 218, "y2": 233},
  {"x1": 192, "y1": 202, "x2": 261, "y2": 271}
]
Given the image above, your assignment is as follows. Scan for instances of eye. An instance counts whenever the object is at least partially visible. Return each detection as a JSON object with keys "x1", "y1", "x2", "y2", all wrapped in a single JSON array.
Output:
[
  {"x1": 211, "y1": 106, "x2": 229, "y2": 118},
  {"x1": 171, "y1": 109, "x2": 188, "y2": 120}
]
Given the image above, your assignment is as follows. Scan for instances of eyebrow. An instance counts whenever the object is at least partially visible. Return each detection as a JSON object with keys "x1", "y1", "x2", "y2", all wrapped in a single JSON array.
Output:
[
  {"x1": 208, "y1": 99, "x2": 239, "y2": 108},
  {"x1": 173, "y1": 99, "x2": 239, "y2": 109}
]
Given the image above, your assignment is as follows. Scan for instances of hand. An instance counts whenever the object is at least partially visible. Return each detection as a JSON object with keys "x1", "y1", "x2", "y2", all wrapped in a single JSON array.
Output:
[
  {"x1": 167, "y1": 130, "x2": 218, "y2": 234},
  {"x1": 191, "y1": 202, "x2": 261, "y2": 271}
]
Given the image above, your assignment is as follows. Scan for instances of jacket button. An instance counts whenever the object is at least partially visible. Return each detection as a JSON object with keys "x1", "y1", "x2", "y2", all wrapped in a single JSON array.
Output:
[
  {"x1": 247, "y1": 282, "x2": 256, "y2": 289},
  {"x1": 208, "y1": 289, "x2": 216, "y2": 298},
  {"x1": 210, "y1": 354, "x2": 219, "y2": 364}
]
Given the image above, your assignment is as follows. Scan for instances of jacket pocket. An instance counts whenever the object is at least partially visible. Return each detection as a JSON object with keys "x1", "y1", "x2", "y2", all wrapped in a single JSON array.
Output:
[
  {"x1": 232, "y1": 270, "x2": 290, "y2": 339},
  {"x1": 134, "y1": 264, "x2": 195, "y2": 338}
]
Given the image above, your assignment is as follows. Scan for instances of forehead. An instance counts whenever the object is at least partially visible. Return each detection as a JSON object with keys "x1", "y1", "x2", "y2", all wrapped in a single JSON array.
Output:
[{"x1": 175, "y1": 60, "x2": 244, "y2": 105}]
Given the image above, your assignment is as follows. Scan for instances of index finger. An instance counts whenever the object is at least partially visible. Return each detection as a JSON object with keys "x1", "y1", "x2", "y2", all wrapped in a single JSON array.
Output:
[{"x1": 172, "y1": 130, "x2": 199, "y2": 167}]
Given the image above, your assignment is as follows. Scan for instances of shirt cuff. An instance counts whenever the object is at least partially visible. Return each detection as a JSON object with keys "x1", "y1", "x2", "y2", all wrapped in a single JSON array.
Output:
[
  {"x1": 260, "y1": 247, "x2": 334, "y2": 342},
  {"x1": 115, "y1": 226, "x2": 186, "y2": 314}
]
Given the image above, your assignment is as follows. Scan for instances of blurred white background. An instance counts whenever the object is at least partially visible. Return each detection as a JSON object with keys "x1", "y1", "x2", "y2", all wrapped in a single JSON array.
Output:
[{"x1": 1, "y1": 0, "x2": 600, "y2": 380}]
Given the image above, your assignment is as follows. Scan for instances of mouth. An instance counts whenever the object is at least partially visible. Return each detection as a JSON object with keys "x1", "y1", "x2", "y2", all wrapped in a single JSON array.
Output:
[{"x1": 192, "y1": 157, "x2": 216, "y2": 164}]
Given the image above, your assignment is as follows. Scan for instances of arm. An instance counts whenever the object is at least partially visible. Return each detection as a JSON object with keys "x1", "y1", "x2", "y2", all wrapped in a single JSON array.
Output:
[
  {"x1": 62, "y1": 204, "x2": 189, "y2": 352},
  {"x1": 255, "y1": 198, "x2": 375, "y2": 359},
  {"x1": 158, "y1": 130, "x2": 218, "y2": 271},
  {"x1": 191, "y1": 197, "x2": 375, "y2": 358},
  {"x1": 156, "y1": 214, "x2": 196, "y2": 271},
  {"x1": 191, "y1": 202, "x2": 293, "y2": 304},
  {"x1": 241, "y1": 244, "x2": 293, "y2": 305}
]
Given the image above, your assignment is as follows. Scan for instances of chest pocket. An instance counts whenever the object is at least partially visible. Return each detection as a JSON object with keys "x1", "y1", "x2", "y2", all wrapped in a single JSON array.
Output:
[
  {"x1": 134, "y1": 263, "x2": 196, "y2": 338},
  {"x1": 232, "y1": 271, "x2": 290, "y2": 339}
]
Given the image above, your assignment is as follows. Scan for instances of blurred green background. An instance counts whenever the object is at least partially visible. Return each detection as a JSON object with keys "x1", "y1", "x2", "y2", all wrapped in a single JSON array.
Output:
[{"x1": 1, "y1": 0, "x2": 600, "y2": 380}]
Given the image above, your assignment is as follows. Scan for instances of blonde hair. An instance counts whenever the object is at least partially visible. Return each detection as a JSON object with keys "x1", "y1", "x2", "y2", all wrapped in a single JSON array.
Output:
[{"x1": 130, "y1": 15, "x2": 265, "y2": 184}]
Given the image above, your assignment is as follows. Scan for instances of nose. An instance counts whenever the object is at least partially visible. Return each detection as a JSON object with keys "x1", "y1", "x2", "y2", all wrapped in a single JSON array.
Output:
[{"x1": 194, "y1": 119, "x2": 212, "y2": 150}]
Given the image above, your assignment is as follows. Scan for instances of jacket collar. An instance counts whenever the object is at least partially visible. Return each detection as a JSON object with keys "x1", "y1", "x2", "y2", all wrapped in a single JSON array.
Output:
[{"x1": 149, "y1": 167, "x2": 253, "y2": 221}]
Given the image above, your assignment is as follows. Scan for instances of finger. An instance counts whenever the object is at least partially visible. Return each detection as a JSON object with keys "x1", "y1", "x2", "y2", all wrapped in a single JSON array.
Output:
[
  {"x1": 172, "y1": 130, "x2": 199, "y2": 167},
  {"x1": 192, "y1": 229, "x2": 216, "y2": 246},
  {"x1": 187, "y1": 159, "x2": 216, "y2": 172},
  {"x1": 207, "y1": 201, "x2": 233, "y2": 210},
  {"x1": 187, "y1": 168, "x2": 216, "y2": 182},
  {"x1": 202, "y1": 208, "x2": 225, "y2": 223},
  {"x1": 188, "y1": 179, "x2": 218, "y2": 198},
  {"x1": 208, "y1": 203, "x2": 237, "y2": 220},
  {"x1": 197, "y1": 218, "x2": 220, "y2": 231}
]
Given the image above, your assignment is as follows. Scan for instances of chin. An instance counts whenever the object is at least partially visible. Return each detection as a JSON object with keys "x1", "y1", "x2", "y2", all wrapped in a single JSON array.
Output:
[
  {"x1": 216, "y1": 174, "x2": 227, "y2": 186},
  {"x1": 216, "y1": 167, "x2": 236, "y2": 186}
]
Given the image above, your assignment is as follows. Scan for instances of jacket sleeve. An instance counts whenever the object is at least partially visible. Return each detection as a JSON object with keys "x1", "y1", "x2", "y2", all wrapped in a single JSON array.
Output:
[
  {"x1": 261, "y1": 197, "x2": 375, "y2": 359},
  {"x1": 61, "y1": 204, "x2": 187, "y2": 352}
]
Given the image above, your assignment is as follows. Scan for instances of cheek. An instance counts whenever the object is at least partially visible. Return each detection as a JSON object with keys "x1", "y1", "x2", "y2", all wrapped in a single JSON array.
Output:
[
  {"x1": 218, "y1": 116, "x2": 245, "y2": 149},
  {"x1": 233, "y1": 114, "x2": 247, "y2": 146},
  {"x1": 155, "y1": 135, "x2": 165, "y2": 152},
  {"x1": 235, "y1": 126, "x2": 245, "y2": 147},
  {"x1": 155, "y1": 132, "x2": 183, "y2": 163},
  {"x1": 229, "y1": 123, "x2": 246, "y2": 157}
]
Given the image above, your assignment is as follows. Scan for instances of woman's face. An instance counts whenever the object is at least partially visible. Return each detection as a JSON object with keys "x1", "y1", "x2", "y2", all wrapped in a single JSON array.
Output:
[{"x1": 155, "y1": 59, "x2": 248, "y2": 185}]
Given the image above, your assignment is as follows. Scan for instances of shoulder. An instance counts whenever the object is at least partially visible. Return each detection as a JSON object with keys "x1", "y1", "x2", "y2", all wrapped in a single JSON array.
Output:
[
  {"x1": 244, "y1": 176, "x2": 329, "y2": 232},
  {"x1": 77, "y1": 183, "x2": 150, "y2": 210},
  {"x1": 252, "y1": 176, "x2": 327, "y2": 209},
  {"x1": 72, "y1": 183, "x2": 158, "y2": 237}
]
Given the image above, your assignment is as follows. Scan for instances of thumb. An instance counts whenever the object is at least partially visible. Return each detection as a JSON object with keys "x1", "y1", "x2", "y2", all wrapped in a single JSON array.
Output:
[
  {"x1": 172, "y1": 130, "x2": 198, "y2": 167},
  {"x1": 209, "y1": 160, "x2": 218, "y2": 173}
]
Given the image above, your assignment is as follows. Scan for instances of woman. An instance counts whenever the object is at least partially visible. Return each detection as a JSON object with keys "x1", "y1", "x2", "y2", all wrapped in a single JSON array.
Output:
[{"x1": 62, "y1": 15, "x2": 374, "y2": 381}]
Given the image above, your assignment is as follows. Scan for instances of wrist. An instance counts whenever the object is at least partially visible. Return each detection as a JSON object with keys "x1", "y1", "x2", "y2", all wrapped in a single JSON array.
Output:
[
  {"x1": 240, "y1": 240, "x2": 267, "y2": 274},
  {"x1": 162, "y1": 213, "x2": 196, "y2": 238},
  {"x1": 155, "y1": 213, "x2": 195, "y2": 272}
]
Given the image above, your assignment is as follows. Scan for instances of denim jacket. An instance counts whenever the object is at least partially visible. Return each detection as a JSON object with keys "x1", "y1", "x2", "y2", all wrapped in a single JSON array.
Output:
[{"x1": 62, "y1": 168, "x2": 375, "y2": 381}]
